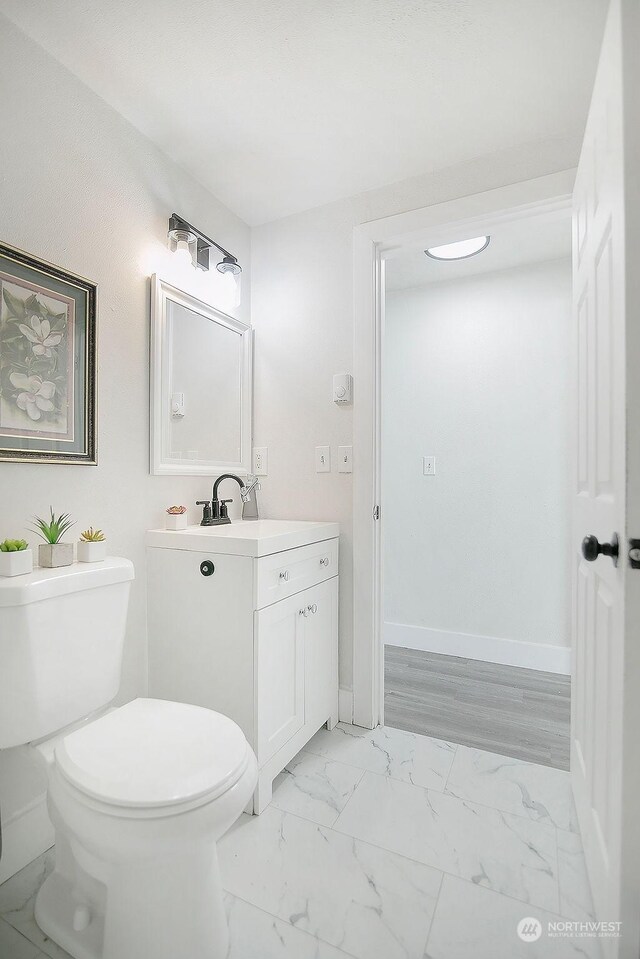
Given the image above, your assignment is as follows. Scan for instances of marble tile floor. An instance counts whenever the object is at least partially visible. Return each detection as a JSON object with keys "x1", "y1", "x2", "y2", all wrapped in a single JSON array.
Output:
[{"x1": 0, "y1": 722, "x2": 601, "y2": 959}]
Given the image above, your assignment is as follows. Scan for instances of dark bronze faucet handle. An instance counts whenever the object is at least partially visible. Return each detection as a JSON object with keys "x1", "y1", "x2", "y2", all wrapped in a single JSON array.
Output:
[{"x1": 196, "y1": 500, "x2": 213, "y2": 525}]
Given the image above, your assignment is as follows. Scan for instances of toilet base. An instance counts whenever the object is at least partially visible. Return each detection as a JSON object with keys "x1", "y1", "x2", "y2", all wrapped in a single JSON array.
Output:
[
  {"x1": 36, "y1": 869, "x2": 104, "y2": 959},
  {"x1": 35, "y1": 836, "x2": 231, "y2": 959}
]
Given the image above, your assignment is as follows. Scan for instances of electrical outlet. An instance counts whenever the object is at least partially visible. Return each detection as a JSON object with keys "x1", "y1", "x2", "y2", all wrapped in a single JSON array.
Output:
[
  {"x1": 423, "y1": 456, "x2": 436, "y2": 476},
  {"x1": 315, "y1": 446, "x2": 331, "y2": 472},
  {"x1": 253, "y1": 447, "x2": 268, "y2": 475}
]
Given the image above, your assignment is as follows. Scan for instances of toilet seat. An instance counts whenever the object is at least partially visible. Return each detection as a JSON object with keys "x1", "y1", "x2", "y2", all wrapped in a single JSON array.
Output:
[{"x1": 54, "y1": 698, "x2": 251, "y2": 811}]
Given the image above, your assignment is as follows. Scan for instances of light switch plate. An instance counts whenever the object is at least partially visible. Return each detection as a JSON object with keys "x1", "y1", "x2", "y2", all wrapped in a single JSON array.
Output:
[
  {"x1": 315, "y1": 446, "x2": 331, "y2": 472},
  {"x1": 252, "y1": 447, "x2": 268, "y2": 475},
  {"x1": 338, "y1": 446, "x2": 353, "y2": 473},
  {"x1": 423, "y1": 456, "x2": 436, "y2": 476}
]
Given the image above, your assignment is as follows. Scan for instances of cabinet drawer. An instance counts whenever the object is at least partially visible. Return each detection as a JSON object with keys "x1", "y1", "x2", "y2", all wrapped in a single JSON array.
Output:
[{"x1": 255, "y1": 537, "x2": 338, "y2": 609}]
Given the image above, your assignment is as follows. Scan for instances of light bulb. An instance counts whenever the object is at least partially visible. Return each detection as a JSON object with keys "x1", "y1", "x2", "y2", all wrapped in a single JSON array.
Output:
[
  {"x1": 168, "y1": 228, "x2": 197, "y2": 268},
  {"x1": 173, "y1": 240, "x2": 194, "y2": 269},
  {"x1": 218, "y1": 270, "x2": 241, "y2": 310}
]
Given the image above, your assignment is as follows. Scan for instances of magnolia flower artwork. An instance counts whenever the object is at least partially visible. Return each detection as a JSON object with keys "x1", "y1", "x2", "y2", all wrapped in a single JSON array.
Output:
[
  {"x1": 0, "y1": 242, "x2": 96, "y2": 464},
  {"x1": 9, "y1": 372, "x2": 57, "y2": 422},
  {"x1": 19, "y1": 315, "x2": 63, "y2": 358}
]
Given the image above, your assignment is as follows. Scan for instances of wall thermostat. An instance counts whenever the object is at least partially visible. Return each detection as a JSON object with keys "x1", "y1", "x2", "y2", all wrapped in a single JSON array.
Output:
[
  {"x1": 171, "y1": 392, "x2": 185, "y2": 418},
  {"x1": 333, "y1": 373, "x2": 353, "y2": 405}
]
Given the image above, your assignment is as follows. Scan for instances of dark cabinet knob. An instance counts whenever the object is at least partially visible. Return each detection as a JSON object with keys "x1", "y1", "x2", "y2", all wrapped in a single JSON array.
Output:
[
  {"x1": 200, "y1": 560, "x2": 215, "y2": 577},
  {"x1": 581, "y1": 533, "x2": 619, "y2": 566}
]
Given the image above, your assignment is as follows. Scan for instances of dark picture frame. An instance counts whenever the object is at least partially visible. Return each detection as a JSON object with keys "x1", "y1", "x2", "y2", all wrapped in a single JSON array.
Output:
[{"x1": 0, "y1": 241, "x2": 97, "y2": 464}]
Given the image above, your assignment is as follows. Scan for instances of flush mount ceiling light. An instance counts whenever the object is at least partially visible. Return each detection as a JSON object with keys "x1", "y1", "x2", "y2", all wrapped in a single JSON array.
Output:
[
  {"x1": 424, "y1": 235, "x2": 490, "y2": 261},
  {"x1": 168, "y1": 214, "x2": 242, "y2": 275}
]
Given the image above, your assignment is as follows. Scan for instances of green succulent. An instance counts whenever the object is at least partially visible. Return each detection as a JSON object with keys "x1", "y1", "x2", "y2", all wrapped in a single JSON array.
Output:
[
  {"x1": 32, "y1": 507, "x2": 75, "y2": 545},
  {"x1": 0, "y1": 539, "x2": 28, "y2": 552},
  {"x1": 80, "y1": 527, "x2": 105, "y2": 542}
]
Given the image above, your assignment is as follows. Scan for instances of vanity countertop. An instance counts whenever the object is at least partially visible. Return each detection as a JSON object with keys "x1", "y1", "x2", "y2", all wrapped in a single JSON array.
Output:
[{"x1": 145, "y1": 519, "x2": 340, "y2": 557}]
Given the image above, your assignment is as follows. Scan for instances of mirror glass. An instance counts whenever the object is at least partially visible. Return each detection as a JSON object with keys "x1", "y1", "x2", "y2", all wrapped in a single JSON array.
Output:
[
  {"x1": 167, "y1": 300, "x2": 241, "y2": 462},
  {"x1": 151, "y1": 277, "x2": 252, "y2": 476}
]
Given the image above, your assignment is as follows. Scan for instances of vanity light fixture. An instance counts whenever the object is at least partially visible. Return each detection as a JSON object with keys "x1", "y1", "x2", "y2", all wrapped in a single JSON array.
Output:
[
  {"x1": 168, "y1": 214, "x2": 242, "y2": 275},
  {"x1": 424, "y1": 235, "x2": 490, "y2": 260}
]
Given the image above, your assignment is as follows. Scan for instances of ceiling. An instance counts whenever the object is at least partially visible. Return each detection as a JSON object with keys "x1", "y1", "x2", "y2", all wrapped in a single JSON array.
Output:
[
  {"x1": 0, "y1": 0, "x2": 607, "y2": 225},
  {"x1": 385, "y1": 214, "x2": 572, "y2": 291}
]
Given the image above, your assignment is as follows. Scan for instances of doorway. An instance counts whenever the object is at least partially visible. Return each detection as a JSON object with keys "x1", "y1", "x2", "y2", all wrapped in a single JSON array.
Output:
[
  {"x1": 352, "y1": 170, "x2": 575, "y2": 732},
  {"x1": 381, "y1": 213, "x2": 573, "y2": 769}
]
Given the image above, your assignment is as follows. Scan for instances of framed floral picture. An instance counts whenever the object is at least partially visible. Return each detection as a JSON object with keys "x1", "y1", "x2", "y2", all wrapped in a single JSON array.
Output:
[{"x1": 0, "y1": 242, "x2": 97, "y2": 464}]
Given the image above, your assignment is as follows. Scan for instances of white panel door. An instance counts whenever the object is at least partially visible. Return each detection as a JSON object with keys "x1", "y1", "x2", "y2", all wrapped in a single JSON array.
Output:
[
  {"x1": 303, "y1": 577, "x2": 338, "y2": 732},
  {"x1": 571, "y1": 0, "x2": 640, "y2": 951},
  {"x1": 254, "y1": 592, "x2": 305, "y2": 764}
]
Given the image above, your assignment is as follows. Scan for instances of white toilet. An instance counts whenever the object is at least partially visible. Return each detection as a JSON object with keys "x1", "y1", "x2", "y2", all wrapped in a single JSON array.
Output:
[{"x1": 0, "y1": 558, "x2": 257, "y2": 959}]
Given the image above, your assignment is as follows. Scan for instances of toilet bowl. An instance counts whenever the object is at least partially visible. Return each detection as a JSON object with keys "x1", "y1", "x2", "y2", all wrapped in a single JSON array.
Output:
[
  {"x1": 35, "y1": 698, "x2": 257, "y2": 959},
  {"x1": 0, "y1": 559, "x2": 256, "y2": 959}
]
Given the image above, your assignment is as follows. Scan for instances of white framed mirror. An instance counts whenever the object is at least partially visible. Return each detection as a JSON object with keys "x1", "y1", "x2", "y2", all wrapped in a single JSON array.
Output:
[{"x1": 150, "y1": 275, "x2": 252, "y2": 476}]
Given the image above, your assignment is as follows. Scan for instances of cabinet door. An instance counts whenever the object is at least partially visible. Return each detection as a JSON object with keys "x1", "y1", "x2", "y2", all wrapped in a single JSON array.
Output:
[
  {"x1": 303, "y1": 577, "x2": 338, "y2": 732},
  {"x1": 254, "y1": 592, "x2": 305, "y2": 764}
]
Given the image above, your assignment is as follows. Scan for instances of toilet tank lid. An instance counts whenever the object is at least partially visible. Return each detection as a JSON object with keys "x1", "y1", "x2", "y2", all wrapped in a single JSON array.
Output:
[{"x1": 0, "y1": 557, "x2": 134, "y2": 608}]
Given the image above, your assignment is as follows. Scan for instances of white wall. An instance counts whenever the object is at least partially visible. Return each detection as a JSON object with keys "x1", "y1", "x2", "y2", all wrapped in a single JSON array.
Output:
[
  {"x1": 251, "y1": 145, "x2": 581, "y2": 694},
  {"x1": 0, "y1": 16, "x2": 250, "y2": 879},
  {"x1": 383, "y1": 260, "x2": 572, "y2": 671}
]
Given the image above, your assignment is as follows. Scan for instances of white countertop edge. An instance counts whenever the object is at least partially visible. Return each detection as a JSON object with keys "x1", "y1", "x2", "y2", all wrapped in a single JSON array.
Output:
[{"x1": 144, "y1": 521, "x2": 340, "y2": 558}]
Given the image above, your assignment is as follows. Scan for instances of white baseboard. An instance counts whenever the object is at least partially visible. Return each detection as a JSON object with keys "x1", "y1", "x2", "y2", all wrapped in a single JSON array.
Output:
[
  {"x1": 338, "y1": 687, "x2": 353, "y2": 724},
  {"x1": 384, "y1": 622, "x2": 570, "y2": 675},
  {"x1": 0, "y1": 792, "x2": 54, "y2": 884}
]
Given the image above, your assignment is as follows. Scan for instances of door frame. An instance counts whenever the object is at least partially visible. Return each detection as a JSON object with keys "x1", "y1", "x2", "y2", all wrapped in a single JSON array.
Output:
[{"x1": 352, "y1": 169, "x2": 576, "y2": 728}]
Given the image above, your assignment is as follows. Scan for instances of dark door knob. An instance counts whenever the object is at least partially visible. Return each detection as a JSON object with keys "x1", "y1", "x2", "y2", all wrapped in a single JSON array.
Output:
[
  {"x1": 629, "y1": 539, "x2": 640, "y2": 569},
  {"x1": 581, "y1": 533, "x2": 619, "y2": 566}
]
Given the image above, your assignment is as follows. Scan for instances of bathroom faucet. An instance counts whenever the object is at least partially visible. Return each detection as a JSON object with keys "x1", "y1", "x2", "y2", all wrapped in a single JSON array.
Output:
[
  {"x1": 242, "y1": 475, "x2": 261, "y2": 500},
  {"x1": 197, "y1": 474, "x2": 252, "y2": 526}
]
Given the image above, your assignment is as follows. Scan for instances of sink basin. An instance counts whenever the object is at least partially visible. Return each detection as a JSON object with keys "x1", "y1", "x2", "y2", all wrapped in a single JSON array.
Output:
[{"x1": 145, "y1": 519, "x2": 339, "y2": 557}]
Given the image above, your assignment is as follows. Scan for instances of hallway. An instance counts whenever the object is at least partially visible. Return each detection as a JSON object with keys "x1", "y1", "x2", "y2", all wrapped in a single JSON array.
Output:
[{"x1": 385, "y1": 647, "x2": 571, "y2": 769}]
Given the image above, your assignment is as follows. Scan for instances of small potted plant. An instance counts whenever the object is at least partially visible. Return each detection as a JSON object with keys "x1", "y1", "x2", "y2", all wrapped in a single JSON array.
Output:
[
  {"x1": 77, "y1": 527, "x2": 107, "y2": 563},
  {"x1": 0, "y1": 539, "x2": 33, "y2": 577},
  {"x1": 33, "y1": 508, "x2": 75, "y2": 568},
  {"x1": 165, "y1": 505, "x2": 188, "y2": 530}
]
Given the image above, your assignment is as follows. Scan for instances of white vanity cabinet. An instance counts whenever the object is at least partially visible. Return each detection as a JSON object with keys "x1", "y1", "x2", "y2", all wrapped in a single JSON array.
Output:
[{"x1": 146, "y1": 521, "x2": 339, "y2": 813}]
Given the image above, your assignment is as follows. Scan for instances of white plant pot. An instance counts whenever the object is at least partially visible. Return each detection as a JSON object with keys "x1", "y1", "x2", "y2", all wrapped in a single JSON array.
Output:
[
  {"x1": 0, "y1": 548, "x2": 33, "y2": 577},
  {"x1": 165, "y1": 513, "x2": 188, "y2": 530},
  {"x1": 38, "y1": 542, "x2": 74, "y2": 569},
  {"x1": 77, "y1": 540, "x2": 107, "y2": 563}
]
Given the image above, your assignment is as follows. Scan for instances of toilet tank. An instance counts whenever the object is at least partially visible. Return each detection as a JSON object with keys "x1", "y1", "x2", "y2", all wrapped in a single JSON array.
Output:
[{"x1": 0, "y1": 558, "x2": 134, "y2": 749}]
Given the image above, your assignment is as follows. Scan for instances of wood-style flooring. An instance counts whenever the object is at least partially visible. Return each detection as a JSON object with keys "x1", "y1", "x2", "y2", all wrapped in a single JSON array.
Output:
[{"x1": 384, "y1": 645, "x2": 570, "y2": 770}]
